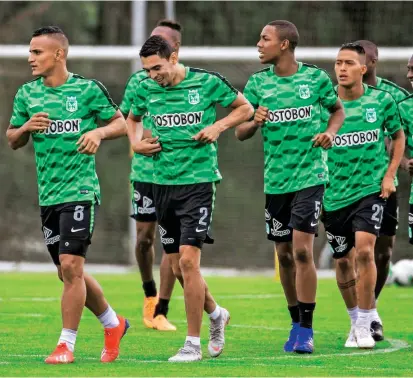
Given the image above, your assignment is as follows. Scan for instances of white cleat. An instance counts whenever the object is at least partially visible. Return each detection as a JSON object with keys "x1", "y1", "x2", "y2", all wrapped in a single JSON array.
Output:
[
  {"x1": 355, "y1": 325, "x2": 376, "y2": 349},
  {"x1": 344, "y1": 326, "x2": 358, "y2": 348},
  {"x1": 168, "y1": 341, "x2": 202, "y2": 362},
  {"x1": 208, "y1": 308, "x2": 230, "y2": 358}
]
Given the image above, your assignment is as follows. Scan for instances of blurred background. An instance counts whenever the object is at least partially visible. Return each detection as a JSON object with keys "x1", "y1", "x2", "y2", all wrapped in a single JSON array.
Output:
[{"x1": 0, "y1": 1, "x2": 412, "y2": 269}]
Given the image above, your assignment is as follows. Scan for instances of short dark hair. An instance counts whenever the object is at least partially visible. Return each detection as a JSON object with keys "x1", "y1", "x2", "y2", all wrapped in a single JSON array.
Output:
[
  {"x1": 354, "y1": 40, "x2": 378, "y2": 60},
  {"x1": 157, "y1": 19, "x2": 182, "y2": 33},
  {"x1": 267, "y1": 20, "x2": 299, "y2": 51},
  {"x1": 32, "y1": 26, "x2": 66, "y2": 38},
  {"x1": 140, "y1": 35, "x2": 174, "y2": 59},
  {"x1": 340, "y1": 42, "x2": 366, "y2": 56}
]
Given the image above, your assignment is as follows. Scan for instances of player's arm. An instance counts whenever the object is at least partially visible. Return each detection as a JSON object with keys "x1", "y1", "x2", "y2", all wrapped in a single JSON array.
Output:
[
  {"x1": 398, "y1": 101, "x2": 413, "y2": 175},
  {"x1": 381, "y1": 97, "x2": 406, "y2": 198},
  {"x1": 126, "y1": 112, "x2": 161, "y2": 156},
  {"x1": 193, "y1": 92, "x2": 254, "y2": 143}
]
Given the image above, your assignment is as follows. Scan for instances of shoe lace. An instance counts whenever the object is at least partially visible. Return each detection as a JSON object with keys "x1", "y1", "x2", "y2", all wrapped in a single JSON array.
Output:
[
  {"x1": 358, "y1": 326, "x2": 370, "y2": 339},
  {"x1": 178, "y1": 342, "x2": 199, "y2": 355},
  {"x1": 209, "y1": 317, "x2": 224, "y2": 342}
]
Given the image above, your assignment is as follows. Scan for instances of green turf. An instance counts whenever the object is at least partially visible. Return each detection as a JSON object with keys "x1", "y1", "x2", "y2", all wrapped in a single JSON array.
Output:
[{"x1": 0, "y1": 272, "x2": 411, "y2": 376}]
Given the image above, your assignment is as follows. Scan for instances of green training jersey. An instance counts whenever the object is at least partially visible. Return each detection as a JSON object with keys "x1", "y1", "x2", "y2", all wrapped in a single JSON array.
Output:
[
  {"x1": 120, "y1": 70, "x2": 154, "y2": 183},
  {"x1": 243, "y1": 62, "x2": 338, "y2": 194},
  {"x1": 324, "y1": 84, "x2": 401, "y2": 212},
  {"x1": 398, "y1": 94, "x2": 413, "y2": 203},
  {"x1": 131, "y1": 66, "x2": 238, "y2": 185},
  {"x1": 10, "y1": 73, "x2": 118, "y2": 206}
]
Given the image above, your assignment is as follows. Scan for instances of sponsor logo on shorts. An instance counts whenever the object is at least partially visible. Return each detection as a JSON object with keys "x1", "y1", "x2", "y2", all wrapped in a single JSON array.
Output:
[
  {"x1": 34, "y1": 119, "x2": 81, "y2": 135},
  {"x1": 326, "y1": 231, "x2": 348, "y2": 253},
  {"x1": 265, "y1": 210, "x2": 271, "y2": 221},
  {"x1": 138, "y1": 196, "x2": 156, "y2": 214},
  {"x1": 333, "y1": 129, "x2": 379, "y2": 147},
  {"x1": 133, "y1": 190, "x2": 141, "y2": 202},
  {"x1": 43, "y1": 226, "x2": 60, "y2": 245},
  {"x1": 409, "y1": 213, "x2": 413, "y2": 225},
  {"x1": 267, "y1": 105, "x2": 312, "y2": 124},
  {"x1": 159, "y1": 226, "x2": 174, "y2": 245},
  {"x1": 152, "y1": 112, "x2": 204, "y2": 127},
  {"x1": 271, "y1": 219, "x2": 290, "y2": 237}
]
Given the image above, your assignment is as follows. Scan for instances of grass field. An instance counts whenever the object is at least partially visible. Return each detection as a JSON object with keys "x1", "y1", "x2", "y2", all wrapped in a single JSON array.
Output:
[{"x1": 0, "y1": 272, "x2": 412, "y2": 376}]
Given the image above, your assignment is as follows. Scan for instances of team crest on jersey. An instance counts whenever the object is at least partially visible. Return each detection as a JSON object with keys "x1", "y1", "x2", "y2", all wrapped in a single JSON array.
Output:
[
  {"x1": 298, "y1": 85, "x2": 311, "y2": 99},
  {"x1": 66, "y1": 96, "x2": 78, "y2": 112},
  {"x1": 188, "y1": 89, "x2": 200, "y2": 105},
  {"x1": 365, "y1": 108, "x2": 377, "y2": 123}
]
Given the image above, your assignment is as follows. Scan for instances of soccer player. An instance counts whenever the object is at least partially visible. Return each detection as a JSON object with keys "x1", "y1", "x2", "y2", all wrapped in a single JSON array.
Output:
[
  {"x1": 353, "y1": 40, "x2": 409, "y2": 340},
  {"x1": 127, "y1": 36, "x2": 253, "y2": 362},
  {"x1": 121, "y1": 20, "x2": 182, "y2": 332},
  {"x1": 324, "y1": 43, "x2": 404, "y2": 349},
  {"x1": 399, "y1": 55, "x2": 413, "y2": 243},
  {"x1": 235, "y1": 20, "x2": 345, "y2": 354},
  {"x1": 6, "y1": 26, "x2": 129, "y2": 364}
]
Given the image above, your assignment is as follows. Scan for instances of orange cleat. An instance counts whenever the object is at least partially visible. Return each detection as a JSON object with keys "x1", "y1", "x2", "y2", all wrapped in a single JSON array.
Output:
[
  {"x1": 44, "y1": 343, "x2": 74, "y2": 364},
  {"x1": 101, "y1": 315, "x2": 130, "y2": 363},
  {"x1": 143, "y1": 296, "x2": 158, "y2": 329},
  {"x1": 152, "y1": 314, "x2": 177, "y2": 331}
]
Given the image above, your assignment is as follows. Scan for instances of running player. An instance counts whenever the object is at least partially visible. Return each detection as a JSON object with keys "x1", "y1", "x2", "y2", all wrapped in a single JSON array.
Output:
[
  {"x1": 353, "y1": 40, "x2": 409, "y2": 340},
  {"x1": 6, "y1": 26, "x2": 129, "y2": 364},
  {"x1": 127, "y1": 35, "x2": 253, "y2": 362},
  {"x1": 121, "y1": 19, "x2": 182, "y2": 332},
  {"x1": 399, "y1": 55, "x2": 413, "y2": 244},
  {"x1": 324, "y1": 43, "x2": 404, "y2": 349},
  {"x1": 235, "y1": 20, "x2": 345, "y2": 354}
]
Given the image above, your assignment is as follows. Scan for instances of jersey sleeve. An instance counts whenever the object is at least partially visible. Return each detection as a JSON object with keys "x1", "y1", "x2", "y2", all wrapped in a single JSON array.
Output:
[
  {"x1": 243, "y1": 76, "x2": 259, "y2": 110},
  {"x1": 89, "y1": 80, "x2": 118, "y2": 121},
  {"x1": 9, "y1": 87, "x2": 29, "y2": 127},
  {"x1": 383, "y1": 94, "x2": 402, "y2": 136},
  {"x1": 318, "y1": 70, "x2": 337, "y2": 110},
  {"x1": 210, "y1": 74, "x2": 238, "y2": 108},
  {"x1": 130, "y1": 81, "x2": 148, "y2": 117},
  {"x1": 119, "y1": 75, "x2": 139, "y2": 116}
]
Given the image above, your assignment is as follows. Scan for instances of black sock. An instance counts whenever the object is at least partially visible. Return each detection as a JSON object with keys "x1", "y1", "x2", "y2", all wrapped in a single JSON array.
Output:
[
  {"x1": 288, "y1": 305, "x2": 300, "y2": 324},
  {"x1": 142, "y1": 280, "x2": 157, "y2": 298},
  {"x1": 298, "y1": 301, "x2": 316, "y2": 329},
  {"x1": 154, "y1": 298, "x2": 170, "y2": 317}
]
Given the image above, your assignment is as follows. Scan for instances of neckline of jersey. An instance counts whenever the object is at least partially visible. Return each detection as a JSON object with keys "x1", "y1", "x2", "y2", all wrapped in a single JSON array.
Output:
[
  {"x1": 339, "y1": 83, "x2": 369, "y2": 103},
  {"x1": 269, "y1": 61, "x2": 303, "y2": 78},
  {"x1": 41, "y1": 72, "x2": 73, "y2": 89}
]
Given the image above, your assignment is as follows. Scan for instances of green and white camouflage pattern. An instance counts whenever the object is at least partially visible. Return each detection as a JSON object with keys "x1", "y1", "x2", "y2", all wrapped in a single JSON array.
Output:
[
  {"x1": 398, "y1": 94, "x2": 413, "y2": 203},
  {"x1": 10, "y1": 73, "x2": 117, "y2": 206},
  {"x1": 120, "y1": 70, "x2": 154, "y2": 183},
  {"x1": 244, "y1": 62, "x2": 337, "y2": 194},
  {"x1": 324, "y1": 84, "x2": 401, "y2": 212},
  {"x1": 131, "y1": 66, "x2": 238, "y2": 185}
]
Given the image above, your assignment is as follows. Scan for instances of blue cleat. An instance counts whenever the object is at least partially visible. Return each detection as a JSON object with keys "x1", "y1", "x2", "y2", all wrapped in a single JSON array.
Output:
[
  {"x1": 283, "y1": 322, "x2": 300, "y2": 352},
  {"x1": 293, "y1": 327, "x2": 314, "y2": 354}
]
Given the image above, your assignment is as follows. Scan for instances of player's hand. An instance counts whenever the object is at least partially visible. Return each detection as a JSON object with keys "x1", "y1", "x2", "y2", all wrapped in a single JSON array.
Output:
[
  {"x1": 132, "y1": 137, "x2": 162, "y2": 156},
  {"x1": 76, "y1": 129, "x2": 103, "y2": 155},
  {"x1": 312, "y1": 131, "x2": 335, "y2": 149},
  {"x1": 23, "y1": 112, "x2": 51, "y2": 132},
  {"x1": 380, "y1": 175, "x2": 396, "y2": 199},
  {"x1": 253, "y1": 106, "x2": 269, "y2": 126},
  {"x1": 193, "y1": 124, "x2": 222, "y2": 144}
]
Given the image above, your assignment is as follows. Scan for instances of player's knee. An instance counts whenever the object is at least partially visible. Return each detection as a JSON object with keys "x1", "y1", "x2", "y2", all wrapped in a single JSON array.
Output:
[
  {"x1": 294, "y1": 247, "x2": 311, "y2": 264},
  {"x1": 57, "y1": 267, "x2": 64, "y2": 282},
  {"x1": 136, "y1": 229, "x2": 155, "y2": 252},
  {"x1": 60, "y1": 255, "x2": 84, "y2": 282},
  {"x1": 179, "y1": 254, "x2": 199, "y2": 273},
  {"x1": 336, "y1": 256, "x2": 352, "y2": 273},
  {"x1": 356, "y1": 248, "x2": 374, "y2": 265},
  {"x1": 277, "y1": 251, "x2": 294, "y2": 268}
]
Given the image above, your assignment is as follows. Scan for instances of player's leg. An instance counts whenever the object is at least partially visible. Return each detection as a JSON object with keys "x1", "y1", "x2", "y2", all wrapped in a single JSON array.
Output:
[
  {"x1": 371, "y1": 191, "x2": 398, "y2": 341},
  {"x1": 290, "y1": 185, "x2": 324, "y2": 354},
  {"x1": 59, "y1": 202, "x2": 128, "y2": 363},
  {"x1": 265, "y1": 196, "x2": 298, "y2": 352},
  {"x1": 353, "y1": 194, "x2": 385, "y2": 349}
]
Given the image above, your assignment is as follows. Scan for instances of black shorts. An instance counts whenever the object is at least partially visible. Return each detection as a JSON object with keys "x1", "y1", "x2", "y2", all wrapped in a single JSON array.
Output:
[
  {"x1": 130, "y1": 181, "x2": 157, "y2": 222},
  {"x1": 153, "y1": 182, "x2": 215, "y2": 253},
  {"x1": 40, "y1": 201, "x2": 98, "y2": 265},
  {"x1": 409, "y1": 204, "x2": 413, "y2": 245},
  {"x1": 379, "y1": 191, "x2": 398, "y2": 237},
  {"x1": 265, "y1": 185, "x2": 324, "y2": 243},
  {"x1": 322, "y1": 193, "x2": 385, "y2": 259}
]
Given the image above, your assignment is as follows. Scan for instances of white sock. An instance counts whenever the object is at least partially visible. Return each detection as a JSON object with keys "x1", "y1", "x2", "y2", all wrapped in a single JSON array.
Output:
[
  {"x1": 347, "y1": 306, "x2": 358, "y2": 325},
  {"x1": 58, "y1": 328, "x2": 77, "y2": 352},
  {"x1": 97, "y1": 305, "x2": 120, "y2": 329},
  {"x1": 208, "y1": 305, "x2": 221, "y2": 321},
  {"x1": 370, "y1": 308, "x2": 382, "y2": 324},
  {"x1": 186, "y1": 336, "x2": 201, "y2": 346},
  {"x1": 356, "y1": 309, "x2": 370, "y2": 329}
]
